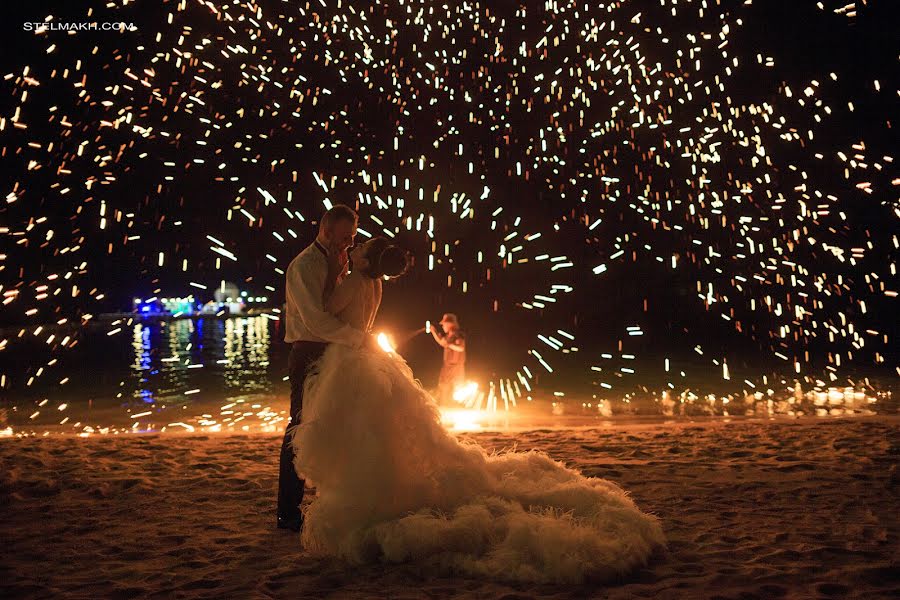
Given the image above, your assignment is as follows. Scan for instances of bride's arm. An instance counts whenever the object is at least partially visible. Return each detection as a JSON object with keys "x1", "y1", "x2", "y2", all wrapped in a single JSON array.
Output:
[
  {"x1": 326, "y1": 271, "x2": 361, "y2": 315},
  {"x1": 373, "y1": 278, "x2": 383, "y2": 315}
]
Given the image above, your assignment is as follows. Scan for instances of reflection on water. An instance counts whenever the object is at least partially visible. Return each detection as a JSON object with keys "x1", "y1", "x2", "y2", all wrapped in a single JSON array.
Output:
[
  {"x1": 223, "y1": 317, "x2": 273, "y2": 391},
  {"x1": 1, "y1": 316, "x2": 290, "y2": 436},
  {"x1": 1, "y1": 314, "x2": 895, "y2": 437},
  {"x1": 128, "y1": 316, "x2": 279, "y2": 406}
]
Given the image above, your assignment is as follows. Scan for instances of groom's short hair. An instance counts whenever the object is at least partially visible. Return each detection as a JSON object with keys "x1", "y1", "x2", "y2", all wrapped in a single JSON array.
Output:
[{"x1": 320, "y1": 204, "x2": 358, "y2": 231}]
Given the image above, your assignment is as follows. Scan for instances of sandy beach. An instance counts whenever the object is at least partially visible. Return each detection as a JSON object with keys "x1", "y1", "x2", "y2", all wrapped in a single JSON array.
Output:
[{"x1": 2, "y1": 416, "x2": 898, "y2": 599}]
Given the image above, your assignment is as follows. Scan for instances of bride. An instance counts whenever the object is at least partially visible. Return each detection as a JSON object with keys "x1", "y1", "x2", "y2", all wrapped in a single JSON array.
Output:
[{"x1": 291, "y1": 238, "x2": 664, "y2": 584}]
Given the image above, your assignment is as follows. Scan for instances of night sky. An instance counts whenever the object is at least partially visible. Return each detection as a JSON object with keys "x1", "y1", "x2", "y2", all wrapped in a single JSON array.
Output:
[{"x1": 1, "y1": 0, "x2": 897, "y2": 399}]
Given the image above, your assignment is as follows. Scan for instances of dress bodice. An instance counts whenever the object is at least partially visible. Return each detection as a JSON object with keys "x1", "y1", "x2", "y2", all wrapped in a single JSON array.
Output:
[{"x1": 327, "y1": 271, "x2": 382, "y2": 332}]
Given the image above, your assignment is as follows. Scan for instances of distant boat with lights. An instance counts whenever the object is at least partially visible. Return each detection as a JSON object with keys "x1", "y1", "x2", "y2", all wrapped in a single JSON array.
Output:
[{"x1": 99, "y1": 282, "x2": 279, "y2": 322}]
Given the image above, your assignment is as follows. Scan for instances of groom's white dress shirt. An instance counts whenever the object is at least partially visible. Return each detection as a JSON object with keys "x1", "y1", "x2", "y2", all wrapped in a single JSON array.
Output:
[{"x1": 284, "y1": 241, "x2": 365, "y2": 347}]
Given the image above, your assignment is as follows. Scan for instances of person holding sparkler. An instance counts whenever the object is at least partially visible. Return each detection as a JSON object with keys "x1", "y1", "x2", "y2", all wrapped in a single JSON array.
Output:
[{"x1": 428, "y1": 313, "x2": 467, "y2": 404}]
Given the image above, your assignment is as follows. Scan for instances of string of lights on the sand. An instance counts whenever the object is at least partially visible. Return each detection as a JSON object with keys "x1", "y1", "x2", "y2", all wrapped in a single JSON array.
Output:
[{"x1": 1, "y1": 0, "x2": 896, "y2": 435}]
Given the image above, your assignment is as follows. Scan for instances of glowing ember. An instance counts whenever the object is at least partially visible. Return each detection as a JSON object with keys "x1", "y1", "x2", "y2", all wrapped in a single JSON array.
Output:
[
  {"x1": 376, "y1": 332, "x2": 395, "y2": 354},
  {"x1": 453, "y1": 381, "x2": 480, "y2": 404},
  {"x1": 439, "y1": 408, "x2": 483, "y2": 432}
]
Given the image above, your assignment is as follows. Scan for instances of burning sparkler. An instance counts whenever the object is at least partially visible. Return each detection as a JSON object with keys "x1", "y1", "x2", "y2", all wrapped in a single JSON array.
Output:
[{"x1": 376, "y1": 332, "x2": 396, "y2": 354}]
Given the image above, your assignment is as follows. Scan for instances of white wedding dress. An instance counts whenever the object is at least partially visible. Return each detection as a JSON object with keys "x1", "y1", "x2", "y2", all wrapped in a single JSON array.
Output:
[{"x1": 291, "y1": 272, "x2": 664, "y2": 583}]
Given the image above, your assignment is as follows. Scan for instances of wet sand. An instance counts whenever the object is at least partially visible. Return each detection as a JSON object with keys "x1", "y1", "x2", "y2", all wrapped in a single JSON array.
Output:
[{"x1": 2, "y1": 416, "x2": 898, "y2": 599}]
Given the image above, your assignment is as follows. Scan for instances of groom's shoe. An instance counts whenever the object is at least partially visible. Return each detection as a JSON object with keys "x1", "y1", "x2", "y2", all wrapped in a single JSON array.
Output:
[{"x1": 277, "y1": 514, "x2": 303, "y2": 532}]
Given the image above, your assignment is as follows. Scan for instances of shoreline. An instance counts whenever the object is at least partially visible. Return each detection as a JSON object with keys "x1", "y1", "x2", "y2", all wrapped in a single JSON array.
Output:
[{"x1": 3, "y1": 411, "x2": 898, "y2": 440}]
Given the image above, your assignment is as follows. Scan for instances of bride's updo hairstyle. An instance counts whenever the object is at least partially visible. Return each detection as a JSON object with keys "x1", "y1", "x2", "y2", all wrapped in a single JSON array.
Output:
[{"x1": 360, "y1": 237, "x2": 410, "y2": 280}]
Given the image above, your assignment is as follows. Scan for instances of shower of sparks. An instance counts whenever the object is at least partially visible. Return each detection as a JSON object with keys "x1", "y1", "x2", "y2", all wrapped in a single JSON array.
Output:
[{"x1": 1, "y1": 0, "x2": 897, "y2": 434}]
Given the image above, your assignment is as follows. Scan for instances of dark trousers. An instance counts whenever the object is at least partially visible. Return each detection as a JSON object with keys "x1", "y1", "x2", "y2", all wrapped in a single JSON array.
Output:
[{"x1": 277, "y1": 341, "x2": 328, "y2": 520}]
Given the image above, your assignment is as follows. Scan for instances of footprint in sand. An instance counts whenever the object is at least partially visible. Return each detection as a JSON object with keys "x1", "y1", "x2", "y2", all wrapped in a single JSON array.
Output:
[{"x1": 816, "y1": 582, "x2": 850, "y2": 596}]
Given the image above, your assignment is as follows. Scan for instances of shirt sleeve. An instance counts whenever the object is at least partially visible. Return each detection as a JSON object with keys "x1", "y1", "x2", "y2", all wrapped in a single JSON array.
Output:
[
  {"x1": 450, "y1": 332, "x2": 466, "y2": 350},
  {"x1": 287, "y1": 256, "x2": 365, "y2": 347}
]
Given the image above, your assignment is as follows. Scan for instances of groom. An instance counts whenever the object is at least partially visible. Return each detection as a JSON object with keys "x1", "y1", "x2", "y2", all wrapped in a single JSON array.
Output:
[{"x1": 277, "y1": 204, "x2": 376, "y2": 532}]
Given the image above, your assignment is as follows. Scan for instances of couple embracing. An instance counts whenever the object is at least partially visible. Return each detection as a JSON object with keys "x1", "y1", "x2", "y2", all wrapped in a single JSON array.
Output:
[{"x1": 276, "y1": 204, "x2": 663, "y2": 584}]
